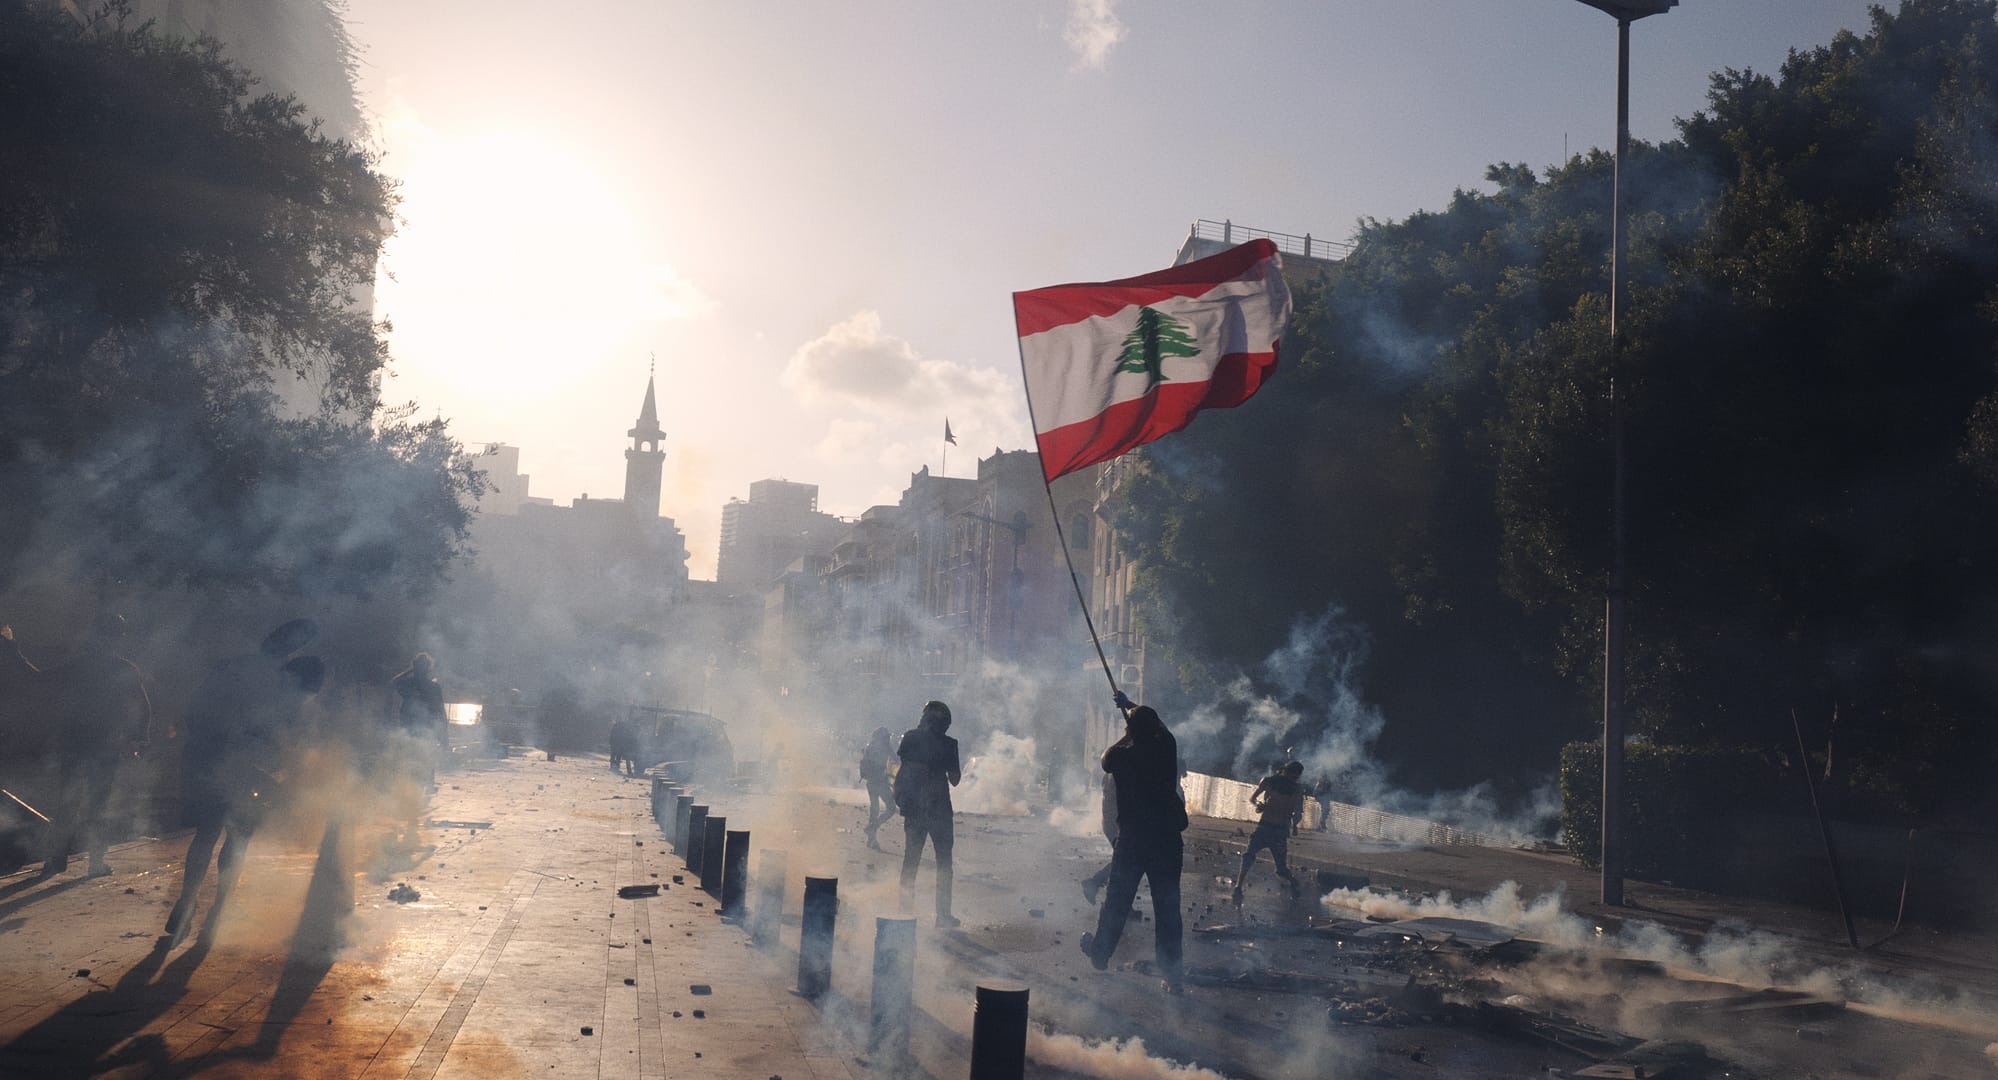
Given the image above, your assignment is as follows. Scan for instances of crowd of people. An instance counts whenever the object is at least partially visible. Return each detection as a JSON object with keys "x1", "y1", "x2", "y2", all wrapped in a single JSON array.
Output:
[
  {"x1": 861, "y1": 688, "x2": 1335, "y2": 996},
  {"x1": 0, "y1": 613, "x2": 454, "y2": 946}
]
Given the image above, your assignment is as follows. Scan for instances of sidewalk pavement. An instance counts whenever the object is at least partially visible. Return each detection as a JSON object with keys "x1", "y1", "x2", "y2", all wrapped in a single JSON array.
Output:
[{"x1": 0, "y1": 753, "x2": 864, "y2": 1079}]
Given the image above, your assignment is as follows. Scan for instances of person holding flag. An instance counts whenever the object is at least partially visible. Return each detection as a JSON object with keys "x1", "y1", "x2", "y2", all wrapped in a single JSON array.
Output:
[{"x1": 1013, "y1": 238, "x2": 1291, "y2": 993}]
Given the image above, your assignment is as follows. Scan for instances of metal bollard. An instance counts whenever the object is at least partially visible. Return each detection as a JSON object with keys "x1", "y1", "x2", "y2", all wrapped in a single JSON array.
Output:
[
  {"x1": 701, "y1": 816, "x2": 727, "y2": 897},
  {"x1": 869, "y1": 917, "x2": 917, "y2": 1067},
  {"x1": 752, "y1": 849, "x2": 787, "y2": 948},
  {"x1": 650, "y1": 778, "x2": 668, "y2": 825},
  {"x1": 685, "y1": 805, "x2": 708, "y2": 872},
  {"x1": 969, "y1": 983, "x2": 1029, "y2": 1080},
  {"x1": 797, "y1": 876, "x2": 837, "y2": 1000},
  {"x1": 673, "y1": 795, "x2": 693, "y2": 854},
  {"x1": 720, "y1": 829, "x2": 750, "y2": 918}
]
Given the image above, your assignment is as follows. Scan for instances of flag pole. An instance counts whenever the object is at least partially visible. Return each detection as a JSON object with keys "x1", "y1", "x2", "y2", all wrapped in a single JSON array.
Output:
[{"x1": 1013, "y1": 317, "x2": 1120, "y2": 698}]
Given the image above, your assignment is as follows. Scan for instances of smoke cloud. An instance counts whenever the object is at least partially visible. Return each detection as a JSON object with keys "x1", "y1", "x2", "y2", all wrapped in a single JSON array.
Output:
[
  {"x1": 1028, "y1": 1030, "x2": 1226, "y2": 1080},
  {"x1": 1175, "y1": 607, "x2": 1558, "y2": 843}
]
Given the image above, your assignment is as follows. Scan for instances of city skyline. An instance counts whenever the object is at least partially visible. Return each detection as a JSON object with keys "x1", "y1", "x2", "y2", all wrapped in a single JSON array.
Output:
[{"x1": 342, "y1": 0, "x2": 1878, "y2": 576}]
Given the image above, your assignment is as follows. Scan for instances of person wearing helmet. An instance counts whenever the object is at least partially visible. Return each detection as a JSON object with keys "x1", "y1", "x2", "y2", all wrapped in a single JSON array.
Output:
[{"x1": 894, "y1": 700, "x2": 961, "y2": 927}]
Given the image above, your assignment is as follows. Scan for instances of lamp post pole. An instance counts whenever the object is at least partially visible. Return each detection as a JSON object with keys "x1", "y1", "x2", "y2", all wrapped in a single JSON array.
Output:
[{"x1": 1576, "y1": 0, "x2": 1675, "y2": 908}]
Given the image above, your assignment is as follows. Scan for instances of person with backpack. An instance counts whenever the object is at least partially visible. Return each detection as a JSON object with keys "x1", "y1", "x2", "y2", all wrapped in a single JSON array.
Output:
[{"x1": 860, "y1": 726, "x2": 896, "y2": 850}]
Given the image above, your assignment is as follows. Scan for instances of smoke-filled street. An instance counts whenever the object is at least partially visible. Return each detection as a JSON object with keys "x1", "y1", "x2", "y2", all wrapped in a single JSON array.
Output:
[
  {"x1": 4, "y1": 748, "x2": 1996, "y2": 1078},
  {"x1": 14, "y1": 2, "x2": 1998, "y2": 1077}
]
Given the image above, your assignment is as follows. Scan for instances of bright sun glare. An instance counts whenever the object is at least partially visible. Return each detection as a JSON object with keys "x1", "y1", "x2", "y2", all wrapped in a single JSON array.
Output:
[{"x1": 375, "y1": 131, "x2": 702, "y2": 405}]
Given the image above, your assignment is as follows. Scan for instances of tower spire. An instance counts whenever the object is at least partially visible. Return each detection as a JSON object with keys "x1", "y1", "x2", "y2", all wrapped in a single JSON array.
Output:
[{"x1": 625, "y1": 364, "x2": 666, "y2": 519}]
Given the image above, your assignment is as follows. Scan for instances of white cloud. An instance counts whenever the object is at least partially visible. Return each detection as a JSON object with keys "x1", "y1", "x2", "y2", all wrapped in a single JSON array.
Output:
[
  {"x1": 784, "y1": 311, "x2": 1034, "y2": 495},
  {"x1": 783, "y1": 310, "x2": 1014, "y2": 418},
  {"x1": 1064, "y1": 0, "x2": 1126, "y2": 70}
]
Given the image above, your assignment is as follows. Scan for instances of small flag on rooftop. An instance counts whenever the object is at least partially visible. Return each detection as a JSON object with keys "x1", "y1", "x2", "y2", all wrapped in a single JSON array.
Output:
[
  {"x1": 1013, "y1": 239, "x2": 1291, "y2": 483},
  {"x1": 944, "y1": 418, "x2": 957, "y2": 445}
]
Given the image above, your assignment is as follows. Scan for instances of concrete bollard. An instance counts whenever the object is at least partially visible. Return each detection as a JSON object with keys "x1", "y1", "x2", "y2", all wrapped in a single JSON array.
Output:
[
  {"x1": 797, "y1": 876, "x2": 838, "y2": 1000},
  {"x1": 701, "y1": 816, "x2": 727, "y2": 897},
  {"x1": 673, "y1": 795, "x2": 693, "y2": 854},
  {"x1": 650, "y1": 778, "x2": 668, "y2": 825},
  {"x1": 869, "y1": 917, "x2": 918, "y2": 1068},
  {"x1": 969, "y1": 983, "x2": 1029, "y2": 1080},
  {"x1": 752, "y1": 849, "x2": 787, "y2": 948},
  {"x1": 720, "y1": 830, "x2": 750, "y2": 919},
  {"x1": 685, "y1": 805, "x2": 709, "y2": 872}
]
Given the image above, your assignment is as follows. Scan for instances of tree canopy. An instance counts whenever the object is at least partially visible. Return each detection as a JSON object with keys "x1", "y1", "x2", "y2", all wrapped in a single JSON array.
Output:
[
  {"x1": 0, "y1": 2, "x2": 479, "y2": 600},
  {"x1": 1118, "y1": 0, "x2": 1998, "y2": 824}
]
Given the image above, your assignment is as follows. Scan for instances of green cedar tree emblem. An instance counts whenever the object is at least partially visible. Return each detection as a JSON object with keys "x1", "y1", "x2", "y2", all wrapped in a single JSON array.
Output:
[{"x1": 1116, "y1": 306, "x2": 1199, "y2": 387}]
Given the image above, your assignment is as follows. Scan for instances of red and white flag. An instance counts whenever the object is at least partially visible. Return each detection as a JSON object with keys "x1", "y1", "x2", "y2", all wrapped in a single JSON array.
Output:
[{"x1": 1013, "y1": 239, "x2": 1292, "y2": 483}]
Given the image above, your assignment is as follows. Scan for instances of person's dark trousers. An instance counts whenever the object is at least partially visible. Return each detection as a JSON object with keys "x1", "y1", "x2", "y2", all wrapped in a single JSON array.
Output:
[
  {"x1": 900, "y1": 810, "x2": 954, "y2": 918},
  {"x1": 1086, "y1": 834, "x2": 1183, "y2": 982},
  {"x1": 1238, "y1": 824, "x2": 1296, "y2": 886}
]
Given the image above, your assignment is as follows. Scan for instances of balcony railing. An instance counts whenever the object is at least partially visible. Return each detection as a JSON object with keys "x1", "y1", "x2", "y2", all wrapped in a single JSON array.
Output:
[{"x1": 1190, "y1": 219, "x2": 1352, "y2": 262}]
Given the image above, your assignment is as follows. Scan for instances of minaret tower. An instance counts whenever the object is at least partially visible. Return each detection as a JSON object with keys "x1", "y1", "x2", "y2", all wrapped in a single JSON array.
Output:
[{"x1": 624, "y1": 361, "x2": 665, "y2": 519}]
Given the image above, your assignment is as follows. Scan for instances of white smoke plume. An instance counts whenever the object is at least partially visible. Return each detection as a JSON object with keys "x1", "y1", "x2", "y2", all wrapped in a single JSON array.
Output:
[
  {"x1": 1028, "y1": 1029, "x2": 1226, "y2": 1080},
  {"x1": 1176, "y1": 608, "x2": 1558, "y2": 843},
  {"x1": 1322, "y1": 880, "x2": 1998, "y2": 1043}
]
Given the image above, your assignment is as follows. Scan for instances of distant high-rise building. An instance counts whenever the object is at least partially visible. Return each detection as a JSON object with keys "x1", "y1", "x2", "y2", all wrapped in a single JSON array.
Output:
[
  {"x1": 624, "y1": 376, "x2": 666, "y2": 519},
  {"x1": 716, "y1": 480, "x2": 846, "y2": 591}
]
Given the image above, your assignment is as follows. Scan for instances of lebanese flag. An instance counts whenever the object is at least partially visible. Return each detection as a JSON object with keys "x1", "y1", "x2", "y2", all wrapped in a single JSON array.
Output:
[{"x1": 1013, "y1": 239, "x2": 1292, "y2": 483}]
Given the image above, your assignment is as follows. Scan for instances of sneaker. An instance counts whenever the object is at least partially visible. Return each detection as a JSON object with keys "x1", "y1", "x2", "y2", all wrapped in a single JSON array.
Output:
[
  {"x1": 1082, "y1": 878, "x2": 1101, "y2": 906},
  {"x1": 936, "y1": 913, "x2": 961, "y2": 929},
  {"x1": 1079, "y1": 932, "x2": 1108, "y2": 971}
]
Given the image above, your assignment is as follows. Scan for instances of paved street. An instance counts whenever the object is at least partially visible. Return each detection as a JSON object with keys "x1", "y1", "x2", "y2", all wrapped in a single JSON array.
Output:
[{"x1": 4, "y1": 749, "x2": 1997, "y2": 1078}]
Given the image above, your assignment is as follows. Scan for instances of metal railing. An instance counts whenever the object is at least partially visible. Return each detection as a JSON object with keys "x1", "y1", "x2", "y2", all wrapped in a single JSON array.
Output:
[{"x1": 1191, "y1": 219, "x2": 1353, "y2": 262}]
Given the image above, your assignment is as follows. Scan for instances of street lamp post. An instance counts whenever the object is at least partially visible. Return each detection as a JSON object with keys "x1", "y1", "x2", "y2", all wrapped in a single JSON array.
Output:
[{"x1": 1575, "y1": 0, "x2": 1676, "y2": 908}]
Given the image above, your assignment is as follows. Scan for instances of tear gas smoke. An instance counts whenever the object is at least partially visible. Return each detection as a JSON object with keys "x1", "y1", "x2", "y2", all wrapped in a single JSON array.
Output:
[
  {"x1": 1176, "y1": 608, "x2": 1557, "y2": 844},
  {"x1": 1027, "y1": 1030, "x2": 1227, "y2": 1080},
  {"x1": 1323, "y1": 880, "x2": 1998, "y2": 1042}
]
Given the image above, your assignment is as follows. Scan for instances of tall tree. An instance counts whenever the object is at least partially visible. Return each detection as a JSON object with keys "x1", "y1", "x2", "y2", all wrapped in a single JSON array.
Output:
[
  {"x1": 0, "y1": 2, "x2": 479, "y2": 599},
  {"x1": 1116, "y1": 0, "x2": 1998, "y2": 822}
]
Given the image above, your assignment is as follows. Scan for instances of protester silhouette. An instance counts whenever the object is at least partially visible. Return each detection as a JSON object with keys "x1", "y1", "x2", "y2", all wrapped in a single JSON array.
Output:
[
  {"x1": 895, "y1": 701, "x2": 961, "y2": 927},
  {"x1": 38, "y1": 612, "x2": 152, "y2": 880},
  {"x1": 1234, "y1": 761, "x2": 1305, "y2": 901},
  {"x1": 860, "y1": 726, "x2": 896, "y2": 850},
  {"x1": 1080, "y1": 690, "x2": 1188, "y2": 993},
  {"x1": 164, "y1": 618, "x2": 323, "y2": 945}
]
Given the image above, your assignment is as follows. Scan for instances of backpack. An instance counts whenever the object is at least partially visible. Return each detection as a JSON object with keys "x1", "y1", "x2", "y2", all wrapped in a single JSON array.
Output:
[{"x1": 892, "y1": 756, "x2": 925, "y2": 814}]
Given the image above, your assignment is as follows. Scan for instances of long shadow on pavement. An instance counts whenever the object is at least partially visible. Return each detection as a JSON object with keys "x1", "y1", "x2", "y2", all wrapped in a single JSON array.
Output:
[
  {"x1": 161, "y1": 820, "x2": 354, "y2": 1076},
  {"x1": 0, "y1": 928, "x2": 216, "y2": 1075}
]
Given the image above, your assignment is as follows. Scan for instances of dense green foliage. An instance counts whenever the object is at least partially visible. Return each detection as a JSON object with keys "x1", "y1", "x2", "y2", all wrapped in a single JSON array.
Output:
[
  {"x1": 1119, "y1": 0, "x2": 1998, "y2": 823},
  {"x1": 0, "y1": 2, "x2": 479, "y2": 598},
  {"x1": 1559, "y1": 740, "x2": 1784, "y2": 880}
]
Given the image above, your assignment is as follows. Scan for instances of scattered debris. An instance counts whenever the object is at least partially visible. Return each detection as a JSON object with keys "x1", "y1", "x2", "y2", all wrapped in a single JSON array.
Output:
[
  {"x1": 581, "y1": 1027, "x2": 593, "y2": 1036},
  {"x1": 690, "y1": 984, "x2": 712, "y2": 995},
  {"x1": 388, "y1": 883, "x2": 421, "y2": 903},
  {"x1": 73, "y1": 968, "x2": 89, "y2": 978},
  {"x1": 625, "y1": 978, "x2": 635, "y2": 986},
  {"x1": 618, "y1": 884, "x2": 661, "y2": 899},
  {"x1": 693, "y1": 1009, "x2": 706, "y2": 1019},
  {"x1": 1029, "y1": 909, "x2": 1045, "y2": 918}
]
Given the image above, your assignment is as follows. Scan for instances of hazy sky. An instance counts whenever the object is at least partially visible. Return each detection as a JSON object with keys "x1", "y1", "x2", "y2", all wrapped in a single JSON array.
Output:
[{"x1": 340, "y1": 0, "x2": 1877, "y2": 578}]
